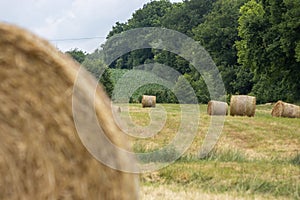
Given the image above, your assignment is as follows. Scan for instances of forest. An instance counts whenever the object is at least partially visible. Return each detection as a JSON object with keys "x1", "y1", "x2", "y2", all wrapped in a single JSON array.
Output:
[{"x1": 66, "y1": 0, "x2": 300, "y2": 104}]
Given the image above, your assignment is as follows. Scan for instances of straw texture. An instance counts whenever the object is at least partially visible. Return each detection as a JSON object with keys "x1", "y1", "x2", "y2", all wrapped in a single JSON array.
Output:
[
  {"x1": 142, "y1": 95, "x2": 156, "y2": 108},
  {"x1": 230, "y1": 95, "x2": 256, "y2": 117},
  {"x1": 207, "y1": 100, "x2": 228, "y2": 116},
  {"x1": 271, "y1": 101, "x2": 300, "y2": 118},
  {"x1": 0, "y1": 22, "x2": 138, "y2": 200}
]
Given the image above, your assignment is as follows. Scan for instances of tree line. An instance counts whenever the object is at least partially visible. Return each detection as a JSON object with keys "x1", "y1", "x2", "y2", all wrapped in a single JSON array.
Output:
[{"x1": 67, "y1": 0, "x2": 300, "y2": 104}]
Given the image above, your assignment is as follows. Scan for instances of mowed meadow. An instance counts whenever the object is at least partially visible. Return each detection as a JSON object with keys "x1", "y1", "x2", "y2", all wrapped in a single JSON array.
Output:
[{"x1": 119, "y1": 104, "x2": 300, "y2": 199}]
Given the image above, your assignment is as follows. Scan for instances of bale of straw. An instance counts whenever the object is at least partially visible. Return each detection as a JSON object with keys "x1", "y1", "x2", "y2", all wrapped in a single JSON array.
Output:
[
  {"x1": 142, "y1": 95, "x2": 156, "y2": 108},
  {"x1": 0, "y1": 23, "x2": 138, "y2": 199},
  {"x1": 207, "y1": 100, "x2": 228, "y2": 116},
  {"x1": 271, "y1": 101, "x2": 300, "y2": 118},
  {"x1": 230, "y1": 95, "x2": 256, "y2": 117}
]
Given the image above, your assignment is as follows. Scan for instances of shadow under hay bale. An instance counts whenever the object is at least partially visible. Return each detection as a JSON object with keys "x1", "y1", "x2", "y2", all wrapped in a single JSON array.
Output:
[
  {"x1": 271, "y1": 101, "x2": 300, "y2": 118},
  {"x1": 0, "y1": 23, "x2": 138, "y2": 200},
  {"x1": 207, "y1": 100, "x2": 228, "y2": 116},
  {"x1": 141, "y1": 95, "x2": 156, "y2": 108},
  {"x1": 230, "y1": 95, "x2": 256, "y2": 117}
]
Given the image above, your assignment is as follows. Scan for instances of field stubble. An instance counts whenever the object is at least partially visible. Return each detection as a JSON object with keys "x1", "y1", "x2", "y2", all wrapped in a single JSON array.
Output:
[{"x1": 120, "y1": 104, "x2": 300, "y2": 199}]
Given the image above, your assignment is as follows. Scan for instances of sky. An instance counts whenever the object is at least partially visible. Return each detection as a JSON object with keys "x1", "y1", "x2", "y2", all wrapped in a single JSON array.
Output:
[{"x1": 0, "y1": 0, "x2": 182, "y2": 53}]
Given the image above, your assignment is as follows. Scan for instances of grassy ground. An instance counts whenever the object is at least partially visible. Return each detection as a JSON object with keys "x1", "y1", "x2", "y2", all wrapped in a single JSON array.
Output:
[{"x1": 119, "y1": 104, "x2": 300, "y2": 199}]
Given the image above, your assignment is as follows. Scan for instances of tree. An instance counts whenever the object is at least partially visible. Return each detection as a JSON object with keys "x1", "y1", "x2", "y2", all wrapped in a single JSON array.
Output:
[
  {"x1": 193, "y1": 0, "x2": 250, "y2": 95},
  {"x1": 236, "y1": 0, "x2": 300, "y2": 103},
  {"x1": 174, "y1": 75, "x2": 197, "y2": 104},
  {"x1": 82, "y1": 50, "x2": 114, "y2": 97},
  {"x1": 162, "y1": 0, "x2": 216, "y2": 36},
  {"x1": 65, "y1": 48, "x2": 88, "y2": 64},
  {"x1": 102, "y1": 0, "x2": 300, "y2": 103},
  {"x1": 99, "y1": 68, "x2": 114, "y2": 98},
  {"x1": 127, "y1": 0, "x2": 172, "y2": 29},
  {"x1": 106, "y1": 22, "x2": 128, "y2": 39},
  {"x1": 107, "y1": 0, "x2": 172, "y2": 39},
  {"x1": 106, "y1": 1, "x2": 173, "y2": 70}
]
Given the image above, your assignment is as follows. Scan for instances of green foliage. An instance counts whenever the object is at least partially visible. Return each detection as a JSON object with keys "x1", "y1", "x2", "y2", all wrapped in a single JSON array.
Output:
[
  {"x1": 82, "y1": 50, "x2": 105, "y2": 78},
  {"x1": 200, "y1": 148, "x2": 248, "y2": 163},
  {"x1": 106, "y1": 22, "x2": 127, "y2": 39},
  {"x1": 250, "y1": 73, "x2": 293, "y2": 103},
  {"x1": 236, "y1": 0, "x2": 300, "y2": 103},
  {"x1": 80, "y1": 50, "x2": 114, "y2": 97},
  {"x1": 110, "y1": 68, "x2": 177, "y2": 103},
  {"x1": 104, "y1": 0, "x2": 217, "y2": 104},
  {"x1": 99, "y1": 68, "x2": 114, "y2": 98},
  {"x1": 290, "y1": 153, "x2": 300, "y2": 166},
  {"x1": 236, "y1": 0, "x2": 266, "y2": 71},
  {"x1": 173, "y1": 75, "x2": 197, "y2": 104},
  {"x1": 109, "y1": 68, "x2": 129, "y2": 85},
  {"x1": 193, "y1": 0, "x2": 244, "y2": 66},
  {"x1": 128, "y1": 0, "x2": 172, "y2": 28},
  {"x1": 131, "y1": 84, "x2": 178, "y2": 104},
  {"x1": 296, "y1": 41, "x2": 300, "y2": 62},
  {"x1": 133, "y1": 143, "x2": 181, "y2": 163},
  {"x1": 162, "y1": 0, "x2": 215, "y2": 36},
  {"x1": 193, "y1": 0, "x2": 249, "y2": 94},
  {"x1": 107, "y1": 0, "x2": 172, "y2": 38},
  {"x1": 107, "y1": 1, "x2": 173, "y2": 70},
  {"x1": 88, "y1": 0, "x2": 300, "y2": 104},
  {"x1": 182, "y1": 72, "x2": 210, "y2": 104},
  {"x1": 65, "y1": 48, "x2": 88, "y2": 64},
  {"x1": 232, "y1": 65, "x2": 254, "y2": 95}
]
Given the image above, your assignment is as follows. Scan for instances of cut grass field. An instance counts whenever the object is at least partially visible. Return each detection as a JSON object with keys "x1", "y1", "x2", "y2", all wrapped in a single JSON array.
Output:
[{"x1": 119, "y1": 104, "x2": 300, "y2": 199}]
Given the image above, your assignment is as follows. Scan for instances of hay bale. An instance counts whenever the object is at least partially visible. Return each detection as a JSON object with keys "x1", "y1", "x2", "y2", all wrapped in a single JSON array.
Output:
[
  {"x1": 142, "y1": 95, "x2": 156, "y2": 108},
  {"x1": 207, "y1": 100, "x2": 228, "y2": 116},
  {"x1": 230, "y1": 95, "x2": 256, "y2": 117},
  {"x1": 271, "y1": 101, "x2": 300, "y2": 118},
  {"x1": 0, "y1": 23, "x2": 138, "y2": 199}
]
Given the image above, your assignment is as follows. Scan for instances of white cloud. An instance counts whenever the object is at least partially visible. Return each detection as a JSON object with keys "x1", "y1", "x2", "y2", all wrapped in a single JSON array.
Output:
[{"x1": 0, "y1": 0, "x2": 182, "y2": 52}]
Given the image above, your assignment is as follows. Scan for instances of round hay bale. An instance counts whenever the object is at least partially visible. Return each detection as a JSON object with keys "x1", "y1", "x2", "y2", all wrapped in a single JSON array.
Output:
[
  {"x1": 230, "y1": 95, "x2": 256, "y2": 117},
  {"x1": 271, "y1": 101, "x2": 300, "y2": 118},
  {"x1": 0, "y1": 23, "x2": 138, "y2": 199},
  {"x1": 207, "y1": 100, "x2": 228, "y2": 116},
  {"x1": 141, "y1": 95, "x2": 156, "y2": 108}
]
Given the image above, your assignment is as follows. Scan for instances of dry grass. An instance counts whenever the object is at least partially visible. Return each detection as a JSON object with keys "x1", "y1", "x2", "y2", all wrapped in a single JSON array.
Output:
[
  {"x1": 127, "y1": 104, "x2": 300, "y2": 159},
  {"x1": 140, "y1": 185, "x2": 290, "y2": 200},
  {"x1": 124, "y1": 103, "x2": 300, "y2": 199}
]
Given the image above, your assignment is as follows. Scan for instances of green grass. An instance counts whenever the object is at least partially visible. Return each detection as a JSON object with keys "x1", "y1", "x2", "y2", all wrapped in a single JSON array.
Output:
[
  {"x1": 121, "y1": 104, "x2": 300, "y2": 199},
  {"x1": 291, "y1": 153, "x2": 300, "y2": 165},
  {"x1": 154, "y1": 160, "x2": 299, "y2": 199}
]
